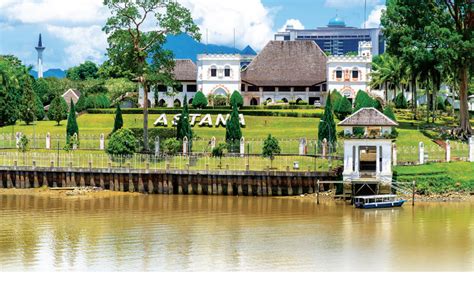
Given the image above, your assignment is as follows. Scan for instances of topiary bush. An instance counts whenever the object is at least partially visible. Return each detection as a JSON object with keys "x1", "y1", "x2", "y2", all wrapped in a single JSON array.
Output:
[
  {"x1": 192, "y1": 91, "x2": 208, "y2": 109},
  {"x1": 394, "y1": 92, "x2": 408, "y2": 109},
  {"x1": 106, "y1": 128, "x2": 137, "y2": 159},
  {"x1": 353, "y1": 90, "x2": 377, "y2": 112},
  {"x1": 230, "y1": 90, "x2": 244, "y2": 108},
  {"x1": 333, "y1": 95, "x2": 352, "y2": 120}
]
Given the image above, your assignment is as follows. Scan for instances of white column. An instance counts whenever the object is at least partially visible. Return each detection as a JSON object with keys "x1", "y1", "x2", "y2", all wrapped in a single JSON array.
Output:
[
  {"x1": 99, "y1": 133, "x2": 105, "y2": 150},
  {"x1": 183, "y1": 136, "x2": 188, "y2": 155},
  {"x1": 419, "y1": 142, "x2": 425, "y2": 165},
  {"x1": 376, "y1": 145, "x2": 380, "y2": 175},
  {"x1": 46, "y1": 132, "x2": 51, "y2": 150},
  {"x1": 469, "y1": 137, "x2": 474, "y2": 162},
  {"x1": 240, "y1": 137, "x2": 245, "y2": 157},
  {"x1": 392, "y1": 143, "x2": 397, "y2": 166},
  {"x1": 354, "y1": 145, "x2": 360, "y2": 174},
  {"x1": 210, "y1": 136, "x2": 216, "y2": 151},
  {"x1": 445, "y1": 140, "x2": 450, "y2": 162}
]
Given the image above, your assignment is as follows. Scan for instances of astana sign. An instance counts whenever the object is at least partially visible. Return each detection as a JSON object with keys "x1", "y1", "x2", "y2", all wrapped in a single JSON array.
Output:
[{"x1": 154, "y1": 114, "x2": 246, "y2": 127}]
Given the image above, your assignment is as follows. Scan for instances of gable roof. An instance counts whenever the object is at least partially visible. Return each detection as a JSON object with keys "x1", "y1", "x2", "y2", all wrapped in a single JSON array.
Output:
[
  {"x1": 61, "y1": 88, "x2": 80, "y2": 104},
  {"x1": 241, "y1": 45, "x2": 257, "y2": 56},
  {"x1": 338, "y1": 107, "x2": 399, "y2": 127},
  {"x1": 241, "y1": 41, "x2": 327, "y2": 86},
  {"x1": 173, "y1": 59, "x2": 197, "y2": 82}
]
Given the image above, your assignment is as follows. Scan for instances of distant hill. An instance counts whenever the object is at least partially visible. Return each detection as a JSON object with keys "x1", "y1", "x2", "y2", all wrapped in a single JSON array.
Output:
[
  {"x1": 163, "y1": 34, "x2": 257, "y2": 62},
  {"x1": 30, "y1": 68, "x2": 66, "y2": 79}
]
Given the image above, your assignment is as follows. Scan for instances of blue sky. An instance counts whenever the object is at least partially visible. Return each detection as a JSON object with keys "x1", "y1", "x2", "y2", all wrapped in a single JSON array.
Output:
[{"x1": 0, "y1": 0, "x2": 385, "y2": 70}]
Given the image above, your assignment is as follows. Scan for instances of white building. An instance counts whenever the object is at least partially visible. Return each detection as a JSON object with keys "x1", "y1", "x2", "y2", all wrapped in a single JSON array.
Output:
[
  {"x1": 327, "y1": 42, "x2": 372, "y2": 102},
  {"x1": 339, "y1": 108, "x2": 398, "y2": 196},
  {"x1": 197, "y1": 54, "x2": 241, "y2": 96}
]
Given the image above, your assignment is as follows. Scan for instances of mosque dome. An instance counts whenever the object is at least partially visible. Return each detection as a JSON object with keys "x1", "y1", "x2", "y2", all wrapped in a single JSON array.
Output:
[{"x1": 328, "y1": 16, "x2": 346, "y2": 27}]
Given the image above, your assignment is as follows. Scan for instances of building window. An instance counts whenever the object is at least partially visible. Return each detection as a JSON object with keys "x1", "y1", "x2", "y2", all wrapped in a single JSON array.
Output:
[
  {"x1": 187, "y1": 84, "x2": 197, "y2": 92},
  {"x1": 336, "y1": 70, "x2": 343, "y2": 79},
  {"x1": 224, "y1": 67, "x2": 231, "y2": 77},
  {"x1": 279, "y1": 87, "x2": 291, "y2": 92},
  {"x1": 211, "y1": 67, "x2": 217, "y2": 77},
  {"x1": 294, "y1": 87, "x2": 306, "y2": 92},
  {"x1": 309, "y1": 86, "x2": 320, "y2": 92},
  {"x1": 352, "y1": 70, "x2": 359, "y2": 79},
  {"x1": 263, "y1": 86, "x2": 276, "y2": 92},
  {"x1": 247, "y1": 85, "x2": 258, "y2": 92},
  {"x1": 241, "y1": 84, "x2": 246, "y2": 92},
  {"x1": 174, "y1": 84, "x2": 183, "y2": 92},
  {"x1": 157, "y1": 85, "x2": 167, "y2": 92},
  {"x1": 322, "y1": 84, "x2": 327, "y2": 91}
]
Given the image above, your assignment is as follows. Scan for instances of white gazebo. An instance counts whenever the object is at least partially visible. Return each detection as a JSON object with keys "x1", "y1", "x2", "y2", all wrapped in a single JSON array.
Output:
[{"x1": 338, "y1": 107, "x2": 398, "y2": 196}]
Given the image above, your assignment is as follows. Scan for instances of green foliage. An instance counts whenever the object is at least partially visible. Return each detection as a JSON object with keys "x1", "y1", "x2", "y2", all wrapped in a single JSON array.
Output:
[
  {"x1": 230, "y1": 90, "x2": 243, "y2": 108},
  {"x1": 262, "y1": 134, "x2": 281, "y2": 160},
  {"x1": 129, "y1": 127, "x2": 177, "y2": 152},
  {"x1": 66, "y1": 100, "x2": 79, "y2": 145},
  {"x1": 75, "y1": 93, "x2": 87, "y2": 112},
  {"x1": 383, "y1": 105, "x2": 398, "y2": 137},
  {"x1": 225, "y1": 103, "x2": 242, "y2": 153},
  {"x1": 353, "y1": 90, "x2": 377, "y2": 111},
  {"x1": 47, "y1": 96, "x2": 68, "y2": 125},
  {"x1": 192, "y1": 91, "x2": 208, "y2": 109},
  {"x1": 212, "y1": 143, "x2": 227, "y2": 158},
  {"x1": 394, "y1": 92, "x2": 408, "y2": 109},
  {"x1": 113, "y1": 105, "x2": 123, "y2": 133},
  {"x1": 20, "y1": 75, "x2": 37, "y2": 125},
  {"x1": 210, "y1": 94, "x2": 228, "y2": 106},
  {"x1": 17, "y1": 135, "x2": 29, "y2": 153},
  {"x1": 0, "y1": 55, "x2": 23, "y2": 126},
  {"x1": 32, "y1": 77, "x2": 71, "y2": 105},
  {"x1": 66, "y1": 61, "x2": 98, "y2": 80},
  {"x1": 105, "y1": 78, "x2": 136, "y2": 104},
  {"x1": 333, "y1": 95, "x2": 352, "y2": 120},
  {"x1": 34, "y1": 95, "x2": 45, "y2": 121},
  {"x1": 84, "y1": 95, "x2": 111, "y2": 109},
  {"x1": 106, "y1": 128, "x2": 137, "y2": 157},
  {"x1": 176, "y1": 95, "x2": 193, "y2": 149},
  {"x1": 437, "y1": 96, "x2": 446, "y2": 112},
  {"x1": 162, "y1": 138, "x2": 181, "y2": 155},
  {"x1": 318, "y1": 94, "x2": 337, "y2": 145}
]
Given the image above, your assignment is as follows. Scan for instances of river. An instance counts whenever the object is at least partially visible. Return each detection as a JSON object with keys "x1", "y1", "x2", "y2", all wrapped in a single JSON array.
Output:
[{"x1": 0, "y1": 192, "x2": 473, "y2": 271}]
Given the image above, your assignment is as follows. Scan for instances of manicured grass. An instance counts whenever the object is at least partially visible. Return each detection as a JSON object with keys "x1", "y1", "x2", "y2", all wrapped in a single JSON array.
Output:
[{"x1": 394, "y1": 162, "x2": 474, "y2": 193}]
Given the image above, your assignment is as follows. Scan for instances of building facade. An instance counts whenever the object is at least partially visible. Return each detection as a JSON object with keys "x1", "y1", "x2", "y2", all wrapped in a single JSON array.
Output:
[
  {"x1": 275, "y1": 16, "x2": 384, "y2": 56},
  {"x1": 197, "y1": 54, "x2": 241, "y2": 96},
  {"x1": 327, "y1": 42, "x2": 372, "y2": 101}
]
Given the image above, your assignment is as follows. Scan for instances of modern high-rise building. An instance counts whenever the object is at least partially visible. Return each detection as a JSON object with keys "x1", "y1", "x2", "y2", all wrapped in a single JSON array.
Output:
[
  {"x1": 274, "y1": 16, "x2": 384, "y2": 56},
  {"x1": 35, "y1": 34, "x2": 46, "y2": 79}
]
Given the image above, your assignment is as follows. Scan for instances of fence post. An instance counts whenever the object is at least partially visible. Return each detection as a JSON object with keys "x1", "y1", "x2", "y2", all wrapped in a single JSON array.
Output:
[
  {"x1": 469, "y1": 136, "x2": 474, "y2": 162},
  {"x1": 445, "y1": 140, "x2": 450, "y2": 162},
  {"x1": 392, "y1": 143, "x2": 397, "y2": 166},
  {"x1": 240, "y1": 137, "x2": 245, "y2": 158},
  {"x1": 154, "y1": 136, "x2": 160, "y2": 157},
  {"x1": 99, "y1": 133, "x2": 105, "y2": 150},
  {"x1": 418, "y1": 142, "x2": 424, "y2": 165},
  {"x1": 299, "y1": 138, "x2": 307, "y2": 156},
  {"x1": 183, "y1": 136, "x2": 188, "y2": 156},
  {"x1": 46, "y1": 133, "x2": 51, "y2": 150},
  {"x1": 210, "y1": 136, "x2": 216, "y2": 151}
]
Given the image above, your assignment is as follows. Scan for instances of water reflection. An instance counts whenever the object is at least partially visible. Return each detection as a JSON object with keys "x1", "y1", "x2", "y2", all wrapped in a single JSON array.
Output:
[{"x1": 0, "y1": 193, "x2": 472, "y2": 271}]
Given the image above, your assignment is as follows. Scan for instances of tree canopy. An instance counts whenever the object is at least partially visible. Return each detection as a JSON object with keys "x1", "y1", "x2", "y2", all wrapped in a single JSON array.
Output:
[
  {"x1": 66, "y1": 61, "x2": 99, "y2": 81},
  {"x1": 318, "y1": 93, "x2": 337, "y2": 145},
  {"x1": 225, "y1": 102, "x2": 242, "y2": 152},
  {"x1": 47, "y1": 96, "x2": 68, "y2": 125},
  {"x1": 192, "y1": 91, "x2": 208, "y2": 109}
]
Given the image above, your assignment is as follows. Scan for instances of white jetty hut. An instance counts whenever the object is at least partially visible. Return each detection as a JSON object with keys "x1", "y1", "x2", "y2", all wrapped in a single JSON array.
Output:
[{"x1": 338, "y1": 107, "x2": 398, "y2": 198}]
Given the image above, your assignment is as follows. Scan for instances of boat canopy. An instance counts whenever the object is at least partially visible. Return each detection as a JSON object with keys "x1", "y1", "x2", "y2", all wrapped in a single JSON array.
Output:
[{"x1": 354, "y1": 194, "x2": 397, "y2": 199}]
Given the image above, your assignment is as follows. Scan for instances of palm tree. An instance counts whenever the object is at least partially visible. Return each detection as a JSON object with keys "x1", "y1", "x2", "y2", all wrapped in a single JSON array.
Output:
[{"x1": 370, "y1": 54, "x2": 403, "y2": 102}]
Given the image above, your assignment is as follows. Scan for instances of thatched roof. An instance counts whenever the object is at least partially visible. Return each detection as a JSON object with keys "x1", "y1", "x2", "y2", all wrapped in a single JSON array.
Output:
[
  {"x1": 241, "y1": 41, "x2": 327, "y2": 86},
  {"x1": 338, "y1": 107, "x2": 399, "y2": 127},
  {"x1": 173, "y1": 59, "x2": 197, "y2": 82}
]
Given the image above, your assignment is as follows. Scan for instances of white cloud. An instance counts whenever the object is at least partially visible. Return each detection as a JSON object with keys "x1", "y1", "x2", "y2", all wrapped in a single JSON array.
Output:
[
  {"x1": 46, "y1": 24, "x2": 108, "y2": 67},
  {"x1": 0, "y1": 0, "x2": 107, "y2": 25},
  {"x1": 180, "y1": 0, "x2": 275, "y2": 50},
  {"x1": 362, "y1": 5, "x2": 385, "y2": 28},
  {"x1": 278, "y1": 19, "x2": 305, "y2": 32},
  {"x1": 325, "y1": 0, "x2": 381, "y2": 8}
]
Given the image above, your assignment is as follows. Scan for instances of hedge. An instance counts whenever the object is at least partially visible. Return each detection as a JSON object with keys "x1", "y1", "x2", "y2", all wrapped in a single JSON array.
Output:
[
  {"x1": 87, "y1": 108, "x2": 323, "y2": 118},
  {"x1": 129, "y1": 127, "x2": 177, "y2": 152}
]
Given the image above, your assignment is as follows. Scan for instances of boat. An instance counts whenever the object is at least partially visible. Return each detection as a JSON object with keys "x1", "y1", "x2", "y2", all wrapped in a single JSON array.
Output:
[{"x1": 353, "y1": 194, "x2": 406, "y2": 209}]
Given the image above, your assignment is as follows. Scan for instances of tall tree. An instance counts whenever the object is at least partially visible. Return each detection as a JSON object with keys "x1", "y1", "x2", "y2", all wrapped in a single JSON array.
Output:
[
  {"x1": 66, "y1": 61, "x2": 99, "y2": 80},
  {"x1": 225, "y1": 103, "x2": 242, "y2": 153},
  {"x1": 47, "y1": 96, "x2": 68, "y2": 125},
  {"x1": 103, "y1": 0, "x2": 200, "y2": 151},
  {"x1": 176, "y1": 94, "x2": 192, "y2": 150},
  {"x1": 66, "y1": 99, "x2": 79, "y2": 145},
  {"x1": 230, "y1": 90, "x2": 244, "y2": 108},
  {"x1": 318, "y1": 94, "x2": 337, "y2": 146},
  {"x1": 113, "y1": 104, "x2": 124, "y2": 133}
]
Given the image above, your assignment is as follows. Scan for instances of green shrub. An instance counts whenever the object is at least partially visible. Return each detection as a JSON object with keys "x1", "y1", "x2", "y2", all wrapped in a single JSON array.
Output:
[
  {"x1": 230, "y1": 91, "x2": 244, "y2": 108},
  {"x1": 162, "y1": 138, "x2": 181, "y2": 155},
  {"x1": 333, "y1": 96, "x2": 352, "y2": 120},
  {"x1": 212, "y1": 95, "x2": 228, "y2": 106},
  {"x1": 394, "y1": 92, "x2": 408, "y2": 109},
  {"x1": 129, "y1": 127, "x2": 177, "y2": 152},
  {"x1": 437, "y1": 96, "x2": 446, "y2": 111},
  {"x1": 297, "y1": 101, "x2": 308, "y2": 105},
  {"x1": 47, "y1": 96, "x2": 68, "y2": 125},
  {"x1": 106, "y1": 128, "x2": 137, "y2": 158},
  {"x1": 192, "y1": 91, "x2": 208, "y2": 109},
  {"x1": 212, "y1": 143, "x2": 227, "y2": 158},
  {"x1": 353, "y1": 90, "x2": 377, "y2": 112}
]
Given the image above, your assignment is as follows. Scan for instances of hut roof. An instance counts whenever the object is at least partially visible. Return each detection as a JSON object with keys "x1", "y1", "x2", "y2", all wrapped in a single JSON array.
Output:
[
  {"x1": 61, "y1": 88, "x2": 80, "y2": 104},
  {"x1": 173, "y1": 59, "x2": 197, "y2": 82},
  {"x1": 338, "y1": 107, "x2": 398, "y2": 127},
  {"x1": 241, "y1": 41, "x2": 327, "y2": 86}
]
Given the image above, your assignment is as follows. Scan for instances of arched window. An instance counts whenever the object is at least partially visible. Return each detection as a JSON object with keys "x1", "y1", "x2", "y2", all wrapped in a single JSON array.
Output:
[
  {"x1": 188, "y1": 98, "x2": 193, "y2": 105},
  {"x1": 296, "y1": 98, "x2": 303, "y2": 104},
  {"x1": 250, "y1": 98, "x2": 258, "y2": 106},
  {"x1": 352, "y1": 67, "x2": 359, "y2": 79},
  {"x1": 158, "y1": 99, "x2": 166, "y2": 107},
  {"x1": 224, "y1": 65, "x2": 231, "y2": 77},
  {"x1": 174, "y1": 99, "x2": 181, "y2": 107},
  {"x1": 210, "y1": 66, "x2": 217, "y2": 77},
  {"x1": 335, "y1": 67, "x2": 343, "y2": 80},
  {"x1": 281, "y1": 98, "x2": 288, "y2": 103}
]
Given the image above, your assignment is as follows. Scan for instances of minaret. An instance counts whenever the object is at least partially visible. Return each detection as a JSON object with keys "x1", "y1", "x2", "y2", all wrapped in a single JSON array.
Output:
[{"x1": 35, "y1": 34, "x2": 45, "y2": 78}]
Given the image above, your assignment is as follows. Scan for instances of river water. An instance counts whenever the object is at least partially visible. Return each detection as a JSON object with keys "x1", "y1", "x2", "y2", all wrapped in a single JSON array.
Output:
[{"x1": 0, "y1": 192, "x2": 473, "y2": 271}]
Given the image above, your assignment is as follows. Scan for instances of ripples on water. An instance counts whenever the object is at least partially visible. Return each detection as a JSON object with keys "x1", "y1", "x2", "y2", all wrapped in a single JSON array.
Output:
[{"x1": 0, "y1": 193, "x2": 473, "y2": 271}]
